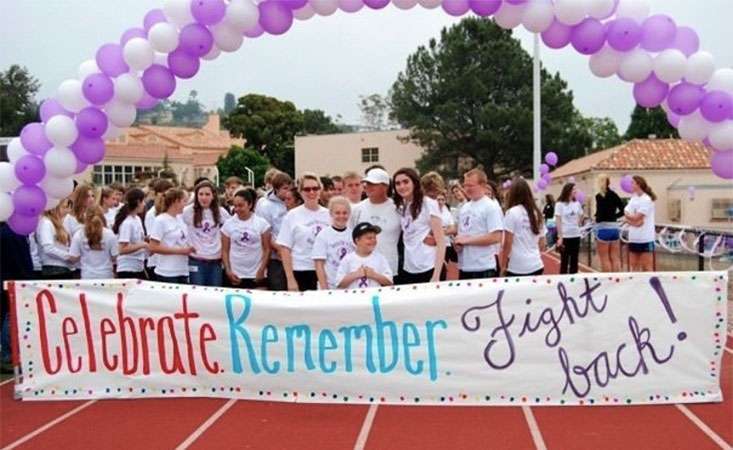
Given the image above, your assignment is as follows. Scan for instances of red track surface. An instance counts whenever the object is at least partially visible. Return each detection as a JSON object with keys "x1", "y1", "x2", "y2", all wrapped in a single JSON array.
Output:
[{"x1": 2, "y1": 256, "x2": 731, "y2": 450}]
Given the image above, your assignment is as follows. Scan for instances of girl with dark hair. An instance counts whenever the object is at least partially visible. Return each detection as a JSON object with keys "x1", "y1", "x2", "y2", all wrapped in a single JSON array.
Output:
[
  {"x1": 182, "y1": 180, "x2": 231, "y2": 286},
  {"x1": 393, "y1": 168, "x2": 445, "y2": 284},
  {"x1": 543, "y1": 193, "x2": 557, "y2": 248},
  {"x1": 595, "y1": 174, "x2": 625, "y2": 272},
  {"x1": 555, "y1": 182, "x2": 583, "y2": 274},
  {"x1": 114, "y1": 188, "x2": 149, "y2": 279},
  {"x1": 500, "y1": 178, "x2": 546, "y2": 277},
  {"x1": 149, "y1": 189, "x2": 194, "y2": 284},
  {"x1": 221, "y1": 188, "x2": 271, "y2": 289},
  {"x1": 624, "y1": 175, "x2": 657, "y2": 272},
  {"x1": 69, "y1": 206, "x2": 118, "y2": 279}
]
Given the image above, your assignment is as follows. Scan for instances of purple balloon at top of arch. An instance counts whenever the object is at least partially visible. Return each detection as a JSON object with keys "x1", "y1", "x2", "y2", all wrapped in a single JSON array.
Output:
[
  {"x1": 606, "y1": 18, "x2": 642, "y2": 52},
  {"x1": 541, "y1": 20, "x2": 573, "y2": 49},
  {"x1": 545, "y1": 152, "x2": 558, "y2": 166},
  {"x1": 20, "y1": 123, "x2": 52, "y2": 156},
  {"x1": 39, "y1": 99, "x2": 73, "y2": 123},
  {"x1": 506, "y1": 0, "x2": 526, "y2": 4},
  {"x1": 244, "y1": 24, "x2": 265, "y2": 38},
  {"x1": 71, "y1": 136, "x2": 106, "y2": 165},
  {"x1": 666, "y1": 111, "x2": 681, "y2": 128},
  {"x1": 442, "y1": 0, "x2": 470, "y2": 16},
  {"x1": 120, "y1": 27, "x2": 147, "y2": 46},
  {"x1": 96, "y1": 43, "x2": 130, "y2": 77},
  {"x1": 142, "y1": 65, "x2": 177, "y2": 99},
  {"x1": 136, "y1": 92, "x2": 160, "y2": 110},
  {"x1": 711, "y1": 149, "x2": 733, "y2": 180},
  {"x1": 339, "y1": 0, "x2": 364, "y2": 13},
  {"x1": 144, "y1": 8, "x2": 168, "y2": 32},
  {"x1": 640, "y1": 14, "x2": 676, "y2": 52},
  {"x1": 191, "y1": 0, "x2": 227, "y2": 25},
  {"x1": 15, "y1": 154, "x2": 46, "y2": 185},
  {"x1": 281, "y1": 0, "x2": 308, "y2": 9},
  {"x1": 633, "y1": 74, "x2": 669, "y2": 108},
  {"x1": 76, "y1": 107, "x2": 109, "y2": 138},
  {"x1": 673, "y1": 26, "x2": 699, "y2": 57},
  {"x1": 700, "y1": 91, "x2": 733, "y2": 123},
  {"x1": 179, "y1": 23, "x2": 214, "y2": 57},
  {"x1": 259, "y1": 1, "x2": 294, "y2": 35},
  {"x1": 13, "y1": 185, "x2": 46, "y2": 217},
  {"x1": 570, "y1": 18, "x2": 607, "y2": 55},
  {"x1": 469, "y1": 0, "x2": 501, "y2": 16},
  {"x1": 82, "y1": 73, "x2": 115, "y2": 105},
  {"x1": 363, "y1": 0, "x2": 390, "y2": 9},
  {"x1": 667, "y1": 82, "x2": 705, "y2": 116},
  {"x1": 167, "y1": 48, "x2": 201, "y2": 79}
]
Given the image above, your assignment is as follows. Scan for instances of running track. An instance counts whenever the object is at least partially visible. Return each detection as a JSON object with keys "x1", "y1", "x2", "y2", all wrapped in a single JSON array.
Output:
[{"x1": 2, "y1": 256, "x2": 731, "y2": 450}]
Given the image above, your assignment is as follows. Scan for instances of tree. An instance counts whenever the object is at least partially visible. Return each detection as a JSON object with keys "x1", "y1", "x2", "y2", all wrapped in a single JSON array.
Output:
[
  {"x1": 170, "y1": 90, "x2": 206, "y2": 126},
  {"x1": 389, "y1": 18, "x2": 596, "y2": 179},
  {"x1": 217, "y1": 145, "x2": 271, "y2": 186},
  {"x1": 359, "y1": 94, "x2": 395, "y2": 131},
  {"x1": 0, "y1": 65, "x2": 40, "y2": 136},
  {"x1": 624, "y1": 105, "x2": 679, "y2": 140},
  {"x1": 582, "y1": 116, "x2": 623, "y2": 153},
  {"x1": 224, "y1": 92, "x2": 236, "y2": 115},
  {"x1": 302, "y1": 109, "x2": 341, "y2": 135}
]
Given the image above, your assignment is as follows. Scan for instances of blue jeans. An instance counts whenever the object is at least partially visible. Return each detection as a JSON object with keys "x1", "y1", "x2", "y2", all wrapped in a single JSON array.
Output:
[{"x1": 189, "y1": 258, "x2": 223, "y2": 287}]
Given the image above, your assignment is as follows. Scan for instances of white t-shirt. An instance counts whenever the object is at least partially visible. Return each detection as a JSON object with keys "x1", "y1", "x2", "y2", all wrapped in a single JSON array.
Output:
[
  {"x1": 150, "y1": 213, "x2": 190, "y2": 277},
  {"x1": 400, "y1": 197, "x2": 442, "y2": 274},
  {"x1": 336, "y1": 251, "x2": 393, "y2": 289},
  {"x1": 625, "y1": 194, "x2": 656, "y2": 243},
  {"x1": 256, "y1": 193, "x2": 288, "y2": 259},
  {"x1": 503, "y1": 206, "x2": 546, "y2": 275},
  {"x1": 221, "y1": 214, "x2": 271, "y2": 279},
  {"x1": 144, "y1": 208, "x2": 158, "y2": 268},
  {"x1": 555, "y1": 201, "x2": 583, "y2": 238},
  {"x1": 104, "y1": 207, "x2": 118, "y2": 231},
  {"x1": 350, "y1": 198, "x2": 401, "y2": 274},
  {"x1": 312, "y1": 226, "x2": 355, "y2": 289},
  {"x1": 276, "y1": 205, "x2": 331, "y2": 271},
  {"x1": 457, "y1": 197, "x2": 504, "y2": 271},
  {"x1": 62, "y1": 214, "x2": 83, "y2": 269},
  {"x1": 37, "y1": 217, "x2": 73, "y2": 269},
  {"x1": 70, "y1": 228, "x2": 118, "y2": 279},
  {"x1": 117, "y1": 215, "x2": 147, "y2": 273},
  {"x1": 182, "y1": 205, "x2": 230, "y2": 260}
]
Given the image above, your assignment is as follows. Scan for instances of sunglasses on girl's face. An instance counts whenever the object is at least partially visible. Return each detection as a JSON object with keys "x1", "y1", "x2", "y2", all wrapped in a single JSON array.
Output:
[{"x1": 301, "y1": 186, "x2": 321, "y2": 193}]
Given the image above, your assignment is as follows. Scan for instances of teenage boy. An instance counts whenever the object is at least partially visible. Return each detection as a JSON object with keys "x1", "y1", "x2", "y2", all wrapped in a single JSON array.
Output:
[{"x1": 336, "y1": 222, "x2": 393, "y2": 289}]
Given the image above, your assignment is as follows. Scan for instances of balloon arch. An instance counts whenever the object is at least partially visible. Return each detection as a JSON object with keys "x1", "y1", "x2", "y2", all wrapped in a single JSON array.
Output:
[{"x1": 2, "y1": 0, "x2": 732, "y2": 234}]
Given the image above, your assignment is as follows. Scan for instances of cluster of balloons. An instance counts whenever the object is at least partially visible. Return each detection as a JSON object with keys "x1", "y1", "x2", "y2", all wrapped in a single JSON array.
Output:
[
  {"x1": 535, "y1": 151, "x2": 559, "y2": 191},
  {"x1": 2, "y1": 0, "x2": 732, "y2": 235}
]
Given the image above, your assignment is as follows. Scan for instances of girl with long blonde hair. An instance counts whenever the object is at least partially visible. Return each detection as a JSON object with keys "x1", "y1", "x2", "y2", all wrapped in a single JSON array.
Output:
[
  {"x1": 69, "y1": 206, "x2": 118, "y2": 279},
  {"x1": 37, "y1": 199, "x2": 75, "y2": 279}
]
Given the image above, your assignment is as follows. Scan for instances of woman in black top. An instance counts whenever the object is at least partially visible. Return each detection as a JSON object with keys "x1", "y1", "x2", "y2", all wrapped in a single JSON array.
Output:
[
  {"x1": 543, "y1": 194, "x2": 556, "y2": 247},
  {"x1": 594, "y1": 174, "x2": 625, "y2": 272}
]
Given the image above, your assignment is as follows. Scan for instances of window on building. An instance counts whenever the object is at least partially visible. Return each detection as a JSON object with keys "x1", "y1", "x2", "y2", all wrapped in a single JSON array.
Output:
[
  {"x1": 361, "y1": 147, "x2": 379, "y2": 163},
  {"x1": 711, "y1": 199, "x2": 733, "y2": 221},
  {"x1": 93, "y1": 165, "x2": 162, "y2": 186},
  {"x1": 668, "y1": 199, "x2": 681, "y2": 223}
]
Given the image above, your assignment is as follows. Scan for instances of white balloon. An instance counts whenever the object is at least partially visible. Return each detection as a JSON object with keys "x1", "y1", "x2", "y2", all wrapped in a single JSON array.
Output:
[
  {"x1": 706, "y1": 68, "x2": 733, "y2": 95},
  {"x1": 45, "y1": 196, "x2": 61, "y2": 211},
  {"x1": 709, "y1": 122, "x2": 733, "y2": 151},
  {"x1": 310, "y1": 0, "x2": 339, "y2": 16},
  {"x1": 149, "y1": 23, "x2": 180, "y2": 54},
  {"x1": 153, "y1": 52, "x2": 170, "y2": 68},
  {"x1": 615, "y1": 0, "x2": 649, "y2": 22},
  {"x1": 44, "y1": 147, "x2": 77, "y2": 178},
  {"x1": 225, "y1": 0, "x2": 260, "y2": 32},
  {"x1": 124, "y1": 38, "x2": 155, "y2": 71},
  {"x1": 590, "y1": 46, "x2": 623, "y2": 78},
  {"x1": 0, "y1": 192, "x2": 13, "y2": 222},
  {"x1": 494, "y1": 1, "x2": 527, "y2": 30},
  {"x1": 7, "y1": 138, "x2": 28, "y2": 163},
  {"x1": 293, "y1": 4, "x2": 315, "y2": 20},
  {"x1": 78, "y1": 59, "x2": 100, "y2": 80},
  {"x1": 105, "y1": 100, "x2": 137, "y2": 128},
  {"x1": 45, "y1": 115, "x2": 78, "y2": 147},
  {"x1": 212, "y1": 23, "x2": 243, "y2": 53},
  {"x1": 0, "y1": 162, "x2": 21, "y2": 193},
  {"x1": 41, "y1": 175, "x2": 75, "y2": 199},
  {"x1": 554, "y1": 0, "x2": 589, "y2": 26},
  {"x1": 114, "y1": 73, "x2": 144, "y2": 104},
  {"x1": 202, "y1": 46, "x2": 222, "y2": 61},
  {"x1": 418, "y1": 0, "x2": 442, "y2": 9},
  {"x1": 684, "y1": 52, "x2": 716, "y2": 86},
  {"x1": 522, "y1": 0, "x2": 555, "y2": 33},
  {"x1": 618, "y1": 49, "x2": 653, "y2": 83},
  {"x1": 678, "y1": 112, "x2": 711, "y2": 142},
  {"x1": 653, "y1": 49, "x2": 687, "y2": 84},
  {"x1": 587, "y1": 0, "x2": 616, "y2": 19},
  {"x1": 103, "y1": 124, "x2": 124, "y2": 140},
  {"x1": 393, "y1": 0, "x2": 419, "y2": 10},
  {"x1": 163, "y1": 0, "x2": 194, "y2": 27},
  {"x1": 57, "y1": 79, "x2": 88, "y2": 113}
]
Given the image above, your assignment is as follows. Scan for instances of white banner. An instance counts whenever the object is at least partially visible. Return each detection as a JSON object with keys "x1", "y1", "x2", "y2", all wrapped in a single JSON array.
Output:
[{"x1": 8, "y1": 272, "x2": 728, "y2": 406}]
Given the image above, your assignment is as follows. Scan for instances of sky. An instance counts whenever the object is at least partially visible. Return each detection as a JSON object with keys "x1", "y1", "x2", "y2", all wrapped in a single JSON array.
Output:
[{"x1": 2, "y1": 0, "x2": 732, "y2": 133}]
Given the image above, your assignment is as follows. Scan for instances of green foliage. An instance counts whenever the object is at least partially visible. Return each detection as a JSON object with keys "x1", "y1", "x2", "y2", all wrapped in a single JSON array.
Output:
[
  {"x1": 302, "y1": 109, "x2": 341, "y2": 135},
  {"x1": 136, "y1": 90, "x2": 206, "y2": 127},
  {"x1": 359, "y1": 94, "x2": 396, "y2": 131},
  {"x1": 579, "y1": 116, "x2": 623, "y2": 153},
  {"x1": 0, "y1": 65, "x2": 40, "y2": 136},
  {"x1": 217, "y1": 145, "x2": 271, "y2": 186},
  {"x1": 624, "y1": 105, "x2": 679, "y2": 140}
]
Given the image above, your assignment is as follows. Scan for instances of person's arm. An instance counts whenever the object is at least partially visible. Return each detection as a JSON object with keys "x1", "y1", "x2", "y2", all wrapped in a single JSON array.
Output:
[
  {"x1": 429, "y1": 215, "x2": 446, "y2": 283},
  {"x1": 539, "y1": 236, "x2": 547, "y2": 252},
  {"x1": 118, "y1": 222, "x2": 148, "y2": 255},
  {"x1": 314, "y1": 260, "x2": 329, "y2": 289},
  {"x1": 221, "y1": 233, "x2": 240, "y2": 285},
  {"x1": 364, "y1": 266, "x2": 393, "y2": 287},
  {"x1": 256, "y1": 230, "x2": 271, "y2": 281},
  {"x1": 39, "y1": 221, "x2": 73, "y2": 262},
  {"x1": 148, "y1": 239, "x2": 194, "y2": 255},
  {"x1": 454, "y1": 230, "x2": 502, "y2": 246},
  {"x1": 337, "y1": 266, "x2": 365, "y2": 289},
  {"x1": 68, "y1": 233, "x2": 81, "y2": 264},
  {"x1": 614, "y1": 192, "x2": 625, "y2": 219},
  {"x1": 279, "y1": 247, "x2": 299, "y2": 291},
  {"x1": 499, "y1": 231, "x2": 514, "y2": 276},
  {"x1": 555, "y1": 205, "x2": 564, "y2": 248}
]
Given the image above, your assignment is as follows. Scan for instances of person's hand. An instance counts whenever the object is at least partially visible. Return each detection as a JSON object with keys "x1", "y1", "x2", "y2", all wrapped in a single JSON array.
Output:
[
  {"x1": 364, "y1": 266, "x2": 377, "y2": 279},
  {"x1": 140, "y1": 242, "x2": 150, "y2": 251},
  {"x1": 227, "y1": 270, "x2": 240, "y2": 285},
  {"x1": 255, "y1": 267, "x2": 266, "y2": 281},
  {"x1": 423, "y1": 235, "x2": 437, "y2": 246},
  {"x1": 287, "y1": 277, "x2": 299, "y2": 292},
  {"x1": 430, "y1": 271, "x2": 440, "y2": 283},
  {"x1": 556, "y1": 238, "x2": 563, "y2": 250},
  {"x1": 454, "y1": 243, "x2": 463, "y2": 253},
  {"x1": 454, "y1": 235, "x2": 469, "y2": 246},
  {"x1": 182, "y1": 246, "x2": 196, "y2": 255}
]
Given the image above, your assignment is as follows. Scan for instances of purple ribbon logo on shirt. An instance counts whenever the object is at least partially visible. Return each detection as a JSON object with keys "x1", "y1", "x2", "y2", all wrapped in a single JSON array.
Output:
[
  {"x1": 463, "y1": 216, "x2": 470, "y2": 228},
  {"x1": 358, "y1": 276, "x2": 368, "y2": 288},
  {"x1": 202, "y1": 221, "x2": 212, "y2": 233},
  {"x1": 338, "y1": 247, "x2": 348, "y2": 260},
  {"x1": 240, "y1": 231, "x2": 251, "y2": 243}
]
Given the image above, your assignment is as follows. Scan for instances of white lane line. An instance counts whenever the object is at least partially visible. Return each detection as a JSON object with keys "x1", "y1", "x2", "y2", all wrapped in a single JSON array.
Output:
[
  {"x1": 354, "y1": 404, "x2": 379, "y2": 450},
  {"x1": 1, "y1": 400, "x2": 97, "y2": 450},
  {"x1": 175, "y1": 399, "x2": 237, "y2": 450},
  {"x1": 0, "y1": 378, "x2": 14, "y2": 386},
  {"x1": 675, "y1": 404, "x2": 732, "y2": 450},
  {"x1": 522, "y1": 406, "x2": 548, "y2": 450}
]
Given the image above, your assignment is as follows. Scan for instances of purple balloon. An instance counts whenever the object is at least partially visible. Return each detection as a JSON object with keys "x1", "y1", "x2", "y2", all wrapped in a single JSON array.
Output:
[
  {"x1": 8, "y1": 213, "x2": 40, "y2": 236},
  {"x1": 96, "y1": 43, "x2": 130, "y2": 77},
  {"x1": 506, "y1": 0, "x2": 526, "y2": 3},
  {"x1": 575, "y1": 191, "x2": 586, "y2": 204},
  {"x1": 167, "y1": 49, "x2": 201, "y2": 79},
  {"x1": 570, "y1": 18, "x2": 606, "y2": 55},
  {"x1": 469, "y1": 0, "x2": 501, "y2": 16},
  {"x1": 339, "y1": 0, "x2": 364, "y2": 13},
  {"x1": 606, "y1": 18, "x2": 642, "y2": 52},
  {"x1": 75, "y1": 159, "x2": 89, "y2": 175},
  {"x1": 673, "y1": 26, "x2": 699, "y2": 57},
  {"x1": 244, "y1": 24, "x2": 265, "y2": 38},
  {"x1": 710, "y1": 150, "x2": 733, "y2": 179},
  {"x1": 620, "y1": 174, "x2": 634, "y2": 193},
  {"x1": 144, "y1": 9, "x2": 168, "y2": 32},
  {"x1": 39, "y1": 99, "x2": 73, "y2": 123},
  {"x1": 541, "y1": 20, "x2": 573, "y2": 49},
  {"x1": 71, "y1": 136, "x2": 106, "y2": 164},
  {"x1": 667, "y1": 82, "x2": 705, "y2": 116},
  {"x1": 14, "y1": 154, "x2": 46, "y2": 185},
  {"x1": 13, "y1": 186, "x2": 47, "y2": 217},
  {"x1": 136, "y1": 92, "x2": 160, "y2": 110},
  {"x1": 82, "y1": 73, "x2": 115, "y2": 105},
  {"x1": 633, "y1": 74, "x2": 669, "y2": 108},
  {"x1": 442, "y1": 0, "x2": 470, "y2": 16},
  {"x1": 76, "y1": 107, "x2": 109, "y2": 138},
  {"x1": 539, "y1": 163, "x2": 550, "y2": 175},
  {"x1": 142, "y1": 65, "x2": 176, "y2": 99},
  {"x1": 545, "y1": 152, "x2": 559, "y2": 166},
  {"x1": 542, "y1": 172, "x2": 552, "y2": 183},
  {"x1": 179, "y1": 24, "x2": 214, "y2": 57},
  {"x1": 281, "y1": 0, "x2": 308, "y2": 9},
  {"x1": 640, "y1": 14, "x2": 676, "y2": 52},
  {"x1": 537, "y1": 178, "x2": 548, "y2": 190},
  {"x1": 191, "y1": 0, "x2": 227, "y2": 25},
  {"x1": 258, "y1": 1, "x2": 294, "y2": 35},
  {"x1": 666, "y1": 111, "x2": 681, "y2": 127},
  {"x1": 20, "y1": 123, "x2": 52, "y2": 156},
  {"x1": 120, "y1": 27, "x2": 147, "y2": 46},
  {"x1": 700, "y1": 91, "x2": 733, "y2": 123},
  {"x1": 363, "y1": 0, "x2": 390, "y2": 9}
]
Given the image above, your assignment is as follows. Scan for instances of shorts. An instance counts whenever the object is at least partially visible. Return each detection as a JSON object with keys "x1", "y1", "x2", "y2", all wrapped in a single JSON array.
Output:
[
  {"x1": 628, "y1": 242, "x2": 655, "y2": 253},
  {"x1": 595, "y1": 228, "x2": 620, "y2": 242}
]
